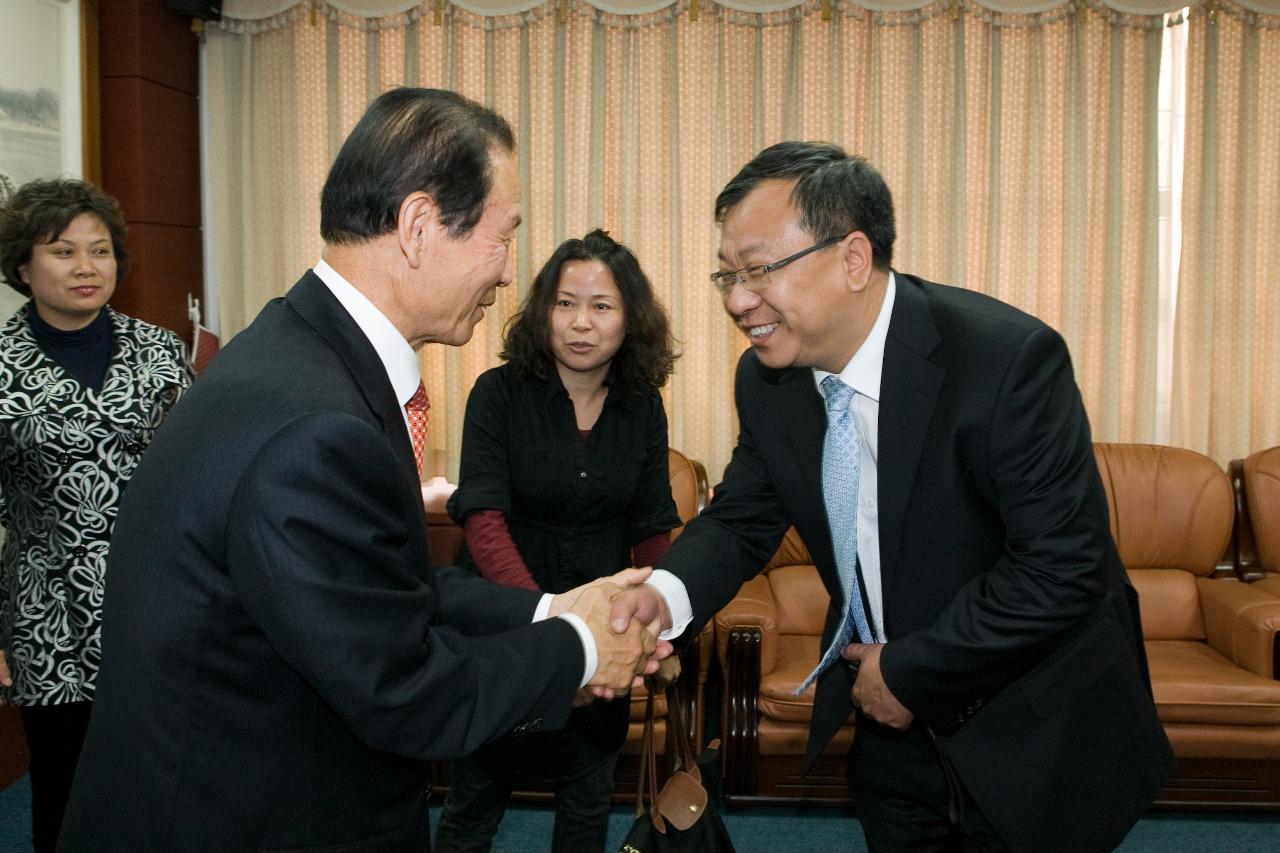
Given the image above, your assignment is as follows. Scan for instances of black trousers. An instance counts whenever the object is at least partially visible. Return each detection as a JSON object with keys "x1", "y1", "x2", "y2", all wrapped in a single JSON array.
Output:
[
  {"x1": 19, "y1": 701, "x2": 93, "y2": 853},
  {"x1": 434, "y1": 698, "x2": 630, "y2": 853},
  {"x1": 850, "y1": 716, "x2": 1009, "y2": 853}
]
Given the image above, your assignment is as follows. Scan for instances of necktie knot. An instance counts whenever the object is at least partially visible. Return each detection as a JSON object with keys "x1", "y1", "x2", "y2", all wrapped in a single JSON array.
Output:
[
  {"x1": 821, "y1": 375, "x2": 855, "y2": 413},
  {"x1": 406, "y1": 382, "x2": 430, "y2": 416},
  {"x1": 405, "y1": 381, "x2": 430, "y2": 475}
]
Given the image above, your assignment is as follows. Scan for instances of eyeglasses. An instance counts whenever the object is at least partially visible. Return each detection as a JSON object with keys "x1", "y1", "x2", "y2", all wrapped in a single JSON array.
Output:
[{"x1": 709, "y1": 233, "x2": 848, "y2": 297}]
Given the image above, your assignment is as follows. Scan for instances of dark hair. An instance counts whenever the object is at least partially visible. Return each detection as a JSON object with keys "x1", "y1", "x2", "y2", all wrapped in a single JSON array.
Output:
[
  {"x1": 501, "y1": 229, "x2": 678, "y2": 396},
  {"x1": 320, "y1": 88, "x2": 515, "y2": 245},
  {"x1": 0, "y1": 178, "x2": 130, "y2": 296},
  {"x1": 714, "y1": 141, "x2": 896, "y2": 270}
]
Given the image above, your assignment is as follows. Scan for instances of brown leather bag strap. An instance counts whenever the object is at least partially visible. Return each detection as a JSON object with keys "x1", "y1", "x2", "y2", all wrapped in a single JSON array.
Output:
[
  {"x1": 665, "y1": 681, "x2": 699, "y2": 778},
  {"x1": 634, "y1": 685, "x2": 666, "y2": 830}
]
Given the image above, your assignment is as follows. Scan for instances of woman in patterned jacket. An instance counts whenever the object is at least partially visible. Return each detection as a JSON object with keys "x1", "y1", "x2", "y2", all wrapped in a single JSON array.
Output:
[{"x1": 0, "y1": 178, "x2": 191, "y2": 852}]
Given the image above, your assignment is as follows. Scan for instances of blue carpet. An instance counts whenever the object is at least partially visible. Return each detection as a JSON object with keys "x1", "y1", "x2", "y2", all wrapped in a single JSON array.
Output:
[{"x1": 2, "y1": 775, "x2": 1277, "y2": 851}]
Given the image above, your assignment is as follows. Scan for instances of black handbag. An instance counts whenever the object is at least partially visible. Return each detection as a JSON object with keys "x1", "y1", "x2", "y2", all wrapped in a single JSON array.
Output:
[{"x1": 617, "y1": 681, "x2": 736, "y2": 853}]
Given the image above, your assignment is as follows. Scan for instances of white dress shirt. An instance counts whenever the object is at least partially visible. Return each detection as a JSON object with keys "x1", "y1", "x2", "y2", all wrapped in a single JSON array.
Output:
[
  {"x1": 653, "y1": 273, "x2": 898, "y2": 645},
  {"x1": 313, "y1": 260, "x2": 420, "y2": 436},
  {"x1": 312, "y1": 260, "x2": 598, "y2": 686},
  {"x1": 812, "y1": 272, "x2": 895, "y2": 643}
]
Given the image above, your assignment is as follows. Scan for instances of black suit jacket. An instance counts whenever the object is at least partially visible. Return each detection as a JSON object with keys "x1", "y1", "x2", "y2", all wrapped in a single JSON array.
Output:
[
  {"x1": 660, "y1": 273, "x2": 1173, "y2": 852},
  {"x1": 60, "y1": 273, "x2": 584, "y2": 852}
]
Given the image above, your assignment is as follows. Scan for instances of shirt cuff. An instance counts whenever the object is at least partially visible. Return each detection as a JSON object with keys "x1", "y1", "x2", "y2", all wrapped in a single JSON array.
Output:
[
  {"x1": 535, "y1": 593, "x2": 595, "y2": 688},
  {"x1": 647, "y1": 570, "x2": 693, "y2": 641}
]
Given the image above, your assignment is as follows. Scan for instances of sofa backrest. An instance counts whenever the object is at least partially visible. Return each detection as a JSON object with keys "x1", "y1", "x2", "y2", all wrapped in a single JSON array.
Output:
[
  {"x1": 1245, "y1": 446, "x2": 1280, "y2": 574},
  {"x1": 763, "y1": 529, "x2": 829, "y2": 638},
  {"x1": 1093, "y1": 442, "x2": 1234, "y2": 640},
  {"x1": 667, "y1": 447, "x2": 709, "y2": 537}
]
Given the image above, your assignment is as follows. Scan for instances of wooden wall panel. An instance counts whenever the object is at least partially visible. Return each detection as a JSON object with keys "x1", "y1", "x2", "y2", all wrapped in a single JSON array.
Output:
[
  {"x1": 99, "y1": 0, "x2": 198, "y2": 94},
  {"x1": 110, "y1": 223, "x2": 203, "y2": 332},
  {"x1": 100, "y1": 77, "x2": 201, "y2": 228},
  {"x1": 97, "y1": 0, "x2": 202, "y2": 341}
]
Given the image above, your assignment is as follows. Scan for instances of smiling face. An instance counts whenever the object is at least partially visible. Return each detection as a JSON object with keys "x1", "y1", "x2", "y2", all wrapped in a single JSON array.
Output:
[
  {"x1": 417, "y1": 147, "x2": 521, "y2": 347},
  {"x1": 548, "y1": 259, "x2": 626, "y2": 387},
  {"x1": 20, "y1": 212, "x2": 118, "y2": 330},
  {"x1": 717, "y1": 179, "x2": 869, "y2": 374}
]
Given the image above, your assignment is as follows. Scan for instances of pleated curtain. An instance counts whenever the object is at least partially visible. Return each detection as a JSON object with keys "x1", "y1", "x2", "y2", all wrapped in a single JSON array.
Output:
[{"x1": 204, "y1": 0, "x2": 1280, "y2": 478}]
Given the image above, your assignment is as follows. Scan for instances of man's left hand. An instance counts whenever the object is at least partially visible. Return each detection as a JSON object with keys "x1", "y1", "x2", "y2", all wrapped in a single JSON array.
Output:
[{"x1": 842, "y1": 643, "x2": 913, "y2": 731}]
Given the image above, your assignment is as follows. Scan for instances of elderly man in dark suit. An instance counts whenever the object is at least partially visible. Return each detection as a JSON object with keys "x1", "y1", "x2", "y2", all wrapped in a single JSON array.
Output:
[
  {"x1": 59, "y1": 88, "x2": 656, "y2": 852},
  {"x1": 610, "y1": 142, "x2": 1174, "y2": 852}
]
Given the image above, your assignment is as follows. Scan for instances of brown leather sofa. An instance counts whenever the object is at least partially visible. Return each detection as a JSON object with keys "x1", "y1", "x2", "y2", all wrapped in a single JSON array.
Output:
[
  {"x1": 713, "y1": 528, "x2": 854, "y2": 805},
  {"x1": 1237, "y1": 446, "x2": 1280, "y2": 597},
  {"x1": 713, "y1": 444, "x2": 1280, "y2": 809},
  {"x1": 1093, "y1": 442, "x2": 1280, "y2": 806}
]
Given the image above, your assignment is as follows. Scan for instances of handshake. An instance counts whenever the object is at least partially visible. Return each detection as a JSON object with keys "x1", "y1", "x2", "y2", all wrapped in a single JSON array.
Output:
[{"x1": 548, "y1": 567, "x2": 673, "y2": 696}]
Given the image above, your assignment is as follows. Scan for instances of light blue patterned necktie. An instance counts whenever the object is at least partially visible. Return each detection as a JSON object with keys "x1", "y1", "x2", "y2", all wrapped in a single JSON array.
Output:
[{"x1": 796, "y1": 375, "x2": 874, "y2": 695}]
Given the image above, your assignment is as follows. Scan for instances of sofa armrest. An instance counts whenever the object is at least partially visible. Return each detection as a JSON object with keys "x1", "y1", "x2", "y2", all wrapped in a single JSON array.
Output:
[
  {"x1": 715, "y1": 573, "x2": 778, "y2": 675},
  {"x1": 1198, "y1": 577, "x2": 1280, "y2": 679}
]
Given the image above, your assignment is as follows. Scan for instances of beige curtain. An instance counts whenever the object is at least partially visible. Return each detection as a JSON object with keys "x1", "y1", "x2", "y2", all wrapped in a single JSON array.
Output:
[
  {"x1": 205, "y1": 1, "x2": 1174, "y2": 481},
  {"x1": 1171, "y1": 3, "x2": 1280, "y2": 465}
]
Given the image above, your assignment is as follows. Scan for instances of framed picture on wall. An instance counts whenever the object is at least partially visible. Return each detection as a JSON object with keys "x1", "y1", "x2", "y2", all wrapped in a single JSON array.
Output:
[
  {"x1": 0, "y1": 0, "x2": 81, "y2": 320},
  {"x1": 0, "y1": 0, "x2": 83, "y2": 195}
]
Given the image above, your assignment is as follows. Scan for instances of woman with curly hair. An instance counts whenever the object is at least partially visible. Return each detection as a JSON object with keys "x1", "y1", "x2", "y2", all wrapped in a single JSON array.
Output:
[
  {"x1": 0, "y1": 178, "x2": 191, "y2": 851},
  {"x1": 435, "y1": 229, "x2": 680, "y2": 853}
]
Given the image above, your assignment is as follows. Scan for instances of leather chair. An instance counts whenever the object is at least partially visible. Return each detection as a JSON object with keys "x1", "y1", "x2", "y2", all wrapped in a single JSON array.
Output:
[
  {"x1": 713, "y1": 445, "x2": 1280, "y2": 808},
  {"x1": 714, "y1": 528, "x2": 854, "y2": 805},
  {"x1": 1093, "y1": 442, "x2": 1280, "y2": 807},
  {"x1": 1237, "y1": 446, "x2": 1280, "y2": 597}
]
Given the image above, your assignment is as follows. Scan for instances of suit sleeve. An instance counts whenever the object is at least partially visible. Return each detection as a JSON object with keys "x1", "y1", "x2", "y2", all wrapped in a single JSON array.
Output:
[
  {"x1": 226, "y1": 411, "x2": 581, "y2": 759},
  {"x1": 879, "y1": 325, "x2": 1113, "y2": 731},
  {"x1": 657, "y1": 357, "x2": 792, "y2": 635},
  {"x1": 430, "y1": 560, "x2": 546, "y2": 631}
]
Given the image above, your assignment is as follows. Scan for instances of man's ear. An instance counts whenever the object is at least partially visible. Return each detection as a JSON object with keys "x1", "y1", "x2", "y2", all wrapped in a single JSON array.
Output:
[
  {"x1": 842, "y1": 231, "x2": 875, "y2": 293},
  {"x1": 398, "y1": 192, "x2": 442, "y2": 269}
]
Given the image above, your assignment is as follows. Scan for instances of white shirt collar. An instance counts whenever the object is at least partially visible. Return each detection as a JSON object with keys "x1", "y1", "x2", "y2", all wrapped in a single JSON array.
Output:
[
  {"x1": 813, "y1": 271, "x2": 897, "y2": 402},
  {"x1": 312, "y1": 258, "x2": 422, "y2": 408}
]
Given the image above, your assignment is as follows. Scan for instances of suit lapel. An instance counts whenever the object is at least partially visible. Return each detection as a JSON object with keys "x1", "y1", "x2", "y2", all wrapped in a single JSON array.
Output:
[
  {"x1": 771, "y1": 366, "x2": 834, "y2": 571},
  {"x1": 285, "y1": 271, "x2": 420, "y2": 487},
  {"x1": 803, "y1": 276, "x2": 946, "y2": 768},
  {"x1": 877, "y1": 275, "x2": 944, "y2": 619}
]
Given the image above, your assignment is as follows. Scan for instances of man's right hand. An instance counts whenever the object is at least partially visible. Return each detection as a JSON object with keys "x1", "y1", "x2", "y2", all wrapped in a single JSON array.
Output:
[
  {"x1": 568, "y1": 582, "x2": 656, "y2": 692},
  {"x1": 609, "y1": 584, "x2": 672, "y2": 641},
  {"x1": 588, "y1": 584, "x2": 675, "y2": 699}
]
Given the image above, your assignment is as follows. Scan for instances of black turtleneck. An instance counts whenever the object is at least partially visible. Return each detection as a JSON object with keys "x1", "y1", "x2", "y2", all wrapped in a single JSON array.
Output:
[{"x1": 26, "y1": 301, "x2": 114, "y2": 392}]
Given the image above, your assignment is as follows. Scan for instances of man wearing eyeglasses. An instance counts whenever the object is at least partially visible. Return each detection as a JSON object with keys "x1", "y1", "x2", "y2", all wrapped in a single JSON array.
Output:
[{"x1": 609, "y1": 141, "x2": 1173, "y2": 852}]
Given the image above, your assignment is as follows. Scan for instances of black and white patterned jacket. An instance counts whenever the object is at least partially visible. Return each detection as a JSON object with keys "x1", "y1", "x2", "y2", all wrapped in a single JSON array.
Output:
[{"x1": 0, "y1": 305, "x2": 192, "y2": 705}]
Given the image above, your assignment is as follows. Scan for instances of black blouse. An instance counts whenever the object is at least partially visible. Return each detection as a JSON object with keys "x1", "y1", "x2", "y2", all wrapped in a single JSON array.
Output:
[{"x1": 447, "y1": 363, "x2": 681, "y2": 594}]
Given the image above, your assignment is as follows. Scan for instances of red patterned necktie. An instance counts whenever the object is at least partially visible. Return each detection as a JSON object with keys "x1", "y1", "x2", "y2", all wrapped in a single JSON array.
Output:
[{"x1": 405, "y1": 381, "x2": 430, "y2": 475}]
